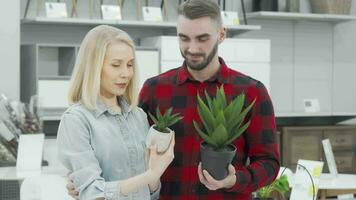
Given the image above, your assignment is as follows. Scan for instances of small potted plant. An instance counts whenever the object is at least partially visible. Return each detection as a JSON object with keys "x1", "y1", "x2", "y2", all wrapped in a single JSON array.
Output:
[
  {"x1": 146, "y1": 107, "x2": 182, "y2": 153},
  {"x1": 193, "y1": 86, "x2": 255, "y2": 180},
  {"x1": 255, "y1": 174, "x2": 290, "y2": 200}
]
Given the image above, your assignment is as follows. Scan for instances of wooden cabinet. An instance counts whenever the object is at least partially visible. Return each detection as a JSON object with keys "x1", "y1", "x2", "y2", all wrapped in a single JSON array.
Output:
[{"x1": 282, "y1": 126, "x2": 356, "y2": 173}]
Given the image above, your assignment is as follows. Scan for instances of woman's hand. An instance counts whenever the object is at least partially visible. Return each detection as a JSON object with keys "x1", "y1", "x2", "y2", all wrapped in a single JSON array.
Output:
[{"x1": 147, "y1": 134, "x2": 175, "y2": 179}]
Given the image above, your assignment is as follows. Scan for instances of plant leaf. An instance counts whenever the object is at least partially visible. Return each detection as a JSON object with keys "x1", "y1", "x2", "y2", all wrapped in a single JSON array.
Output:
[
  {"x1": 223, "y1": 120, "x2": 250, "y2": 147},
  {"x1": 204, "y1": 90, "x2": 213, "y2": 111},
  {"x1": 197, "y1": 94, "x2": 215, "y2": 135},
  {"x1": 210, "y1": 124, "x2": 229, "y2": 149},
  {"x1": 217, "y1": 86, "x2": 227, "y2": 108},
  {"x1": 193, "y1": 121, "x2": 217, "y2": 148},
  {"x1": 148, "y1": 112, "x2": 158, "y2": 124}
]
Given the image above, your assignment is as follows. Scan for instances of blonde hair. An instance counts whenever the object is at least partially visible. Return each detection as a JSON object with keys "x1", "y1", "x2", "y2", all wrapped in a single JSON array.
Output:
[{"x1": 68, "y1": 25, "x2": 137, "y2": 110}]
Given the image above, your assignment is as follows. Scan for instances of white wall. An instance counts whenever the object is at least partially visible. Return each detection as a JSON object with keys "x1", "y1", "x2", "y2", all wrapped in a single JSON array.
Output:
[
  {"x1": 0, "y1": 0, "x2": 20, "y2": 100},
  {"x1": 334, "y1": 2, "x2": 356, "y2": 124}
]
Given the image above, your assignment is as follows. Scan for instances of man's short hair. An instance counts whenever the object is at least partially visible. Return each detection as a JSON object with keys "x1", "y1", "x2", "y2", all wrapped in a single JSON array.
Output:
[{"x1": 178, "y1": 0, "x2": 222, "y2": 26}]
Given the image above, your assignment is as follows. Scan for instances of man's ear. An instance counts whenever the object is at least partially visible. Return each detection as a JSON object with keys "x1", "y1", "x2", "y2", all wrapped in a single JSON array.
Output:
[{"x1": 218, "y1": 26, "x2": 227, "y2": 44}]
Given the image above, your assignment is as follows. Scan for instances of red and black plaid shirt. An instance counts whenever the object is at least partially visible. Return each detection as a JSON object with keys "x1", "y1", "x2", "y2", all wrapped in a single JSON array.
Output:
[{"x1": 139, "y1": 57, "x2": 280, "y2": 200}]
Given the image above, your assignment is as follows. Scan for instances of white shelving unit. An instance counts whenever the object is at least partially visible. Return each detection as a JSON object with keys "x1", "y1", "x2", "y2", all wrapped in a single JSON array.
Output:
[
  {"x1": 22, "y1": 17, "x2": 261, "y2": 36},
  {"x1": 247, "y1": 11, "x2": 356, "y2": 22},
  {"x1": 241, "y1": 11, "x2": 356, "y2": 117}
]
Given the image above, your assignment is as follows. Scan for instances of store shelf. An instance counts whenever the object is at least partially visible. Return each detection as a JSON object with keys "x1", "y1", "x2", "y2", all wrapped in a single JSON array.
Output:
[
  {"x1": 21, "y1": 17, "x2": 261, "y2": 35},
  {"x1": 247, "y1": 11, "x2": 356, "y2": 22}
]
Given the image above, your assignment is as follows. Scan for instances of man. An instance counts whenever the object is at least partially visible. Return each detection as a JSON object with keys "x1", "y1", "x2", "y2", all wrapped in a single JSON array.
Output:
[
  {"x1": 139, "y1": 0, "x2": 279, "y2": 199},
  {"x1": 67, "y1": 0, "x2": 279, "y2": 199}
]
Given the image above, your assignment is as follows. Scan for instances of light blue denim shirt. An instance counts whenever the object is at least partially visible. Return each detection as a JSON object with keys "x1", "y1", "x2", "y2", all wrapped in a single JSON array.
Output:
[{"x1": 57, "y1": 97, "x2": 160, "y2": 200}]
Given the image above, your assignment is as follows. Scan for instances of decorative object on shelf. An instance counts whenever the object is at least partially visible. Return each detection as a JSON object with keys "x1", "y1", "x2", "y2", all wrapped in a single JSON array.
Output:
[
  {"x1": 36, "y1": 0, "x2": 44, "y2": 17},
  {"x1": 0, "y1": 94, "x2": 42, "y2": 135},
  {"x1": 252, "y1": 0, "x2": 278, "y2": 12},
  {"x1": 136, "y1": 0, "x2": 142, "y2": 20},
  {"x1": 100, "y1": 0, "x2": 123, "y2": 20},
  {"x1": 24, "y1": 0, "x2": 31, "y2": 18},
  {"x1": 160, "y1": 0, "x2": 168, "y2": 20},
  {"x1": 193, "y1": 86, "x2": 255, "y2": 180},
  {"x1": 142, "y1": 0, "x2": 163, "y2": 22},
  {"x1": 0, "y1": 94, "x2": 42, "y2": 166},
  {"x1": 71, "y1": 0, "x2": 78, "y2": 18},
  {"x1": 240, "y1": 0, "x2": 248, "y2": 25},
  {"x1": 255, "y1": 174, "x2": 290, "y2": 200},
  {"x1": 146, "y1": 107, "x2": 182, "y2": 153},
  {"x1": 310, "y1": 0, "x2": 351, "y2": 15},
  {"x1": 219, "y1": 0, "x2": 240, "y2": 26},
  {"x1": 45, "y1": 1, "x2": 68, "y2": 18},
  {"x1": 286, "y1": 0, "x2": 299, "y2": 12}
]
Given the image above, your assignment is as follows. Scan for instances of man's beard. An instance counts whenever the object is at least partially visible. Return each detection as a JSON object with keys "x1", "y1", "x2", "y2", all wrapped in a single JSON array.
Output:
[{"x1": 181, "y1": 41, "x2": 218, "y2": 71}]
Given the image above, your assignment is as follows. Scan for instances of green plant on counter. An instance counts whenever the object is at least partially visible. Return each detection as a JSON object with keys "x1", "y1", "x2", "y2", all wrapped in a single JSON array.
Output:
[{"x1": 256, "y1": 174, "x2": 290, "y2": 199}]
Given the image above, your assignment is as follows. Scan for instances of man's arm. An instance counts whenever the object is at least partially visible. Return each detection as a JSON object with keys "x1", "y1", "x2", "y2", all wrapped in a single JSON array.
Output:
[{"x1": 226, "y1": 81, "x2": 280, "y2": 194}]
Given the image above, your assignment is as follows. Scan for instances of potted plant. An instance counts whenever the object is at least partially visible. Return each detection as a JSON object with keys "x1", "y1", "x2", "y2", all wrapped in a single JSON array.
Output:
[
  {"x1": 146, "y1": 107, "x2": 182, "y2": 153},
  {"x1": 254, "y1": 174, "x2": 290, "y2": 200},
  {"x1": 193, "y1": 86, "x2": 255, "y2": 180}
]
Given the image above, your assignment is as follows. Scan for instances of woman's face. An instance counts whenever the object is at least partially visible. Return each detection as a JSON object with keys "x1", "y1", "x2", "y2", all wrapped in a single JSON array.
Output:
[{"x1": 100, "y1": 41, "x2": 134, "y2": 99}]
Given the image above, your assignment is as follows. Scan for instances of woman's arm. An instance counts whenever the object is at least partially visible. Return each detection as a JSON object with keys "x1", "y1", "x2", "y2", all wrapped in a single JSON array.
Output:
[
  {"x1": 58, "y1": 110, "x2": 174, "y2": 199},
  {"x1": 120, "y1": 137, "x2": 175, "y2": 196}
]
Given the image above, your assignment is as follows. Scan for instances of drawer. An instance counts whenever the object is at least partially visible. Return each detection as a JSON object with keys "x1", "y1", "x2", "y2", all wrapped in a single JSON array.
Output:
[
  {"x1": 324, "y1": 130, "x2": 355, "y2": 149},
  {"x1": 290, "y1": 134, "x2": 321, "y2": 164},
  {"x1": 226, "y1": 62, "x2": 270, "y2": 92},
  {"x1": 141, "y1": 36, "x2": 182, "y2": 62},
  {"x1": 160, "y1": 37, "x2": 182, "y2": 61},
  {"x1": 38, "y1": 79, "x2": 70, "y2": 108},
  {"x1": 282, "y1": 129, "x2": 323, "y2": 167},
  {"x1": 220, "y1": 39, "x2": 271, "y2": 63},
  {"x1": 333, "y1": 152, "x2": 354, "y2": 172}
]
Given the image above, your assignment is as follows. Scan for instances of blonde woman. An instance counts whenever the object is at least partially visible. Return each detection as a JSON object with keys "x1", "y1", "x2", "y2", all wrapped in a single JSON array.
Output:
[{"x1": 57, "y1": 25, "x2": 174, "y2": 200}]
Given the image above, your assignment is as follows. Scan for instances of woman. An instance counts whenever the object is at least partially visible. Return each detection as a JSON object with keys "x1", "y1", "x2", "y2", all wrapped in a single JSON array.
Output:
[{"x1": 57, "y1": 25, "x2": 174, "y2": 200}]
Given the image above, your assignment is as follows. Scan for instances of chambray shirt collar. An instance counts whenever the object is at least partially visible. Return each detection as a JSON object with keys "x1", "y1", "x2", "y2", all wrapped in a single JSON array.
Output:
[
  {"x1": 176, "y1": 57, "x2": 230, "y2": 85},
  {"x1": 95, "y1": 96, "x2": 132, "y2": 118}
]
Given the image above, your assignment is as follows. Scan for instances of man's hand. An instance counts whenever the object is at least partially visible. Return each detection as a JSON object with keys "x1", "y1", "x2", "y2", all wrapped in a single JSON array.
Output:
[
  {"x1": 66, "y1": 179, "x2": 79, "y2": 200},
  {"x1": 198, "y1": 162, "x2": 236, "y2": 190}
]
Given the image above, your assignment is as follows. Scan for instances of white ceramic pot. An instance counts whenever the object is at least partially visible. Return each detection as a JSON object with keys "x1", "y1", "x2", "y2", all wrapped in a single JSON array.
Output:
[{"x1": 146, "y1": 125, "x2": 173, "y2": 153}]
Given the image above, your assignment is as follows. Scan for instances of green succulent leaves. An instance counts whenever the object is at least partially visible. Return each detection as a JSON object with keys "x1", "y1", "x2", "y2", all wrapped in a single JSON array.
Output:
[
  {"x1": 193, "y1": 86, "x2": 255, "y2": 151},
  {"x1": 149, "y1": 107, "x2": 183, "y2": 133},
  {"x1": 256, "y1": 174, "x2": 290, "y2": 198}
]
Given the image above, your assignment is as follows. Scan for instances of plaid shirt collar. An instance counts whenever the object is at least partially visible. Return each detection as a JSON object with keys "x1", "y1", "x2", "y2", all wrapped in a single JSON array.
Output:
[{"x1": 176, "y1": 57, "x2": 230, "y2": 85}]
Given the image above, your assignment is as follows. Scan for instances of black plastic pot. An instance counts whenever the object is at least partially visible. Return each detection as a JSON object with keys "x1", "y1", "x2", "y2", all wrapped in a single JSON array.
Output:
[{"x1": 200, "y1": 141, "x2": 236, "y2": 180}]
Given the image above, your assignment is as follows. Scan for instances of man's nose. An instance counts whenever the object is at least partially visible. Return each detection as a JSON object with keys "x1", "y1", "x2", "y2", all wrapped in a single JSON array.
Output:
[{"x1": 188, "y1": 41, "x2": 200, "y2": 54}]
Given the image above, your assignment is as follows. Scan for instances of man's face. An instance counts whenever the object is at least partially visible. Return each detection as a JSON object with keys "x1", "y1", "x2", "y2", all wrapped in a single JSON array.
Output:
[{"x1": 177, "y1": 16, "x2": 222, "y2": 71}]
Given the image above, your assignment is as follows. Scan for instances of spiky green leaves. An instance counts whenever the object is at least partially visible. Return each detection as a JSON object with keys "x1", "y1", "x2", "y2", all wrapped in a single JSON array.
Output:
[
  {"x1": 193, "y1": 85, "x2": 255, "y2": 151},
  {"x1": 256, "y1": 174, "x2": 290, "y2": 198},
  {"x1": 149, "y1": 107, "x2": 183, "y2": 133}
]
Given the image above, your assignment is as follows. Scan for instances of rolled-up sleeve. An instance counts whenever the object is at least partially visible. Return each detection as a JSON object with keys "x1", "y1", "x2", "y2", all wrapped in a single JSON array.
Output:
[{"x1": 57, "y1": 112, "x2": 128, "y2": 200}]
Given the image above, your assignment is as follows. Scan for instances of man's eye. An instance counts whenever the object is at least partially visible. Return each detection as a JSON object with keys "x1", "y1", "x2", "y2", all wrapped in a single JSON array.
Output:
[
  {"x1": 112, "y1": 64, "x2": 120, "y2": 67},
  {"x1": 180, "y1": 37, "x2": 189, "y2": 42},
  {"x1": 199, "y1": 37, "x2": 209, "y2": 42}
]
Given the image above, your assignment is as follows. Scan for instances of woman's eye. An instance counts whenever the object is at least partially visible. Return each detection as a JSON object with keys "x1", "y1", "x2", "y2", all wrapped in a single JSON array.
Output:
[{"x1": 112, "y1": 64, "x2": 120, "y2": 67}]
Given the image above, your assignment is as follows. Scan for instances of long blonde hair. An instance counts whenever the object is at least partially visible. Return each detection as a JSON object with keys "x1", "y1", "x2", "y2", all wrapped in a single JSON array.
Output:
[{"x1": 68, "y1": 25, "x2": 137, "y2": 110}]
